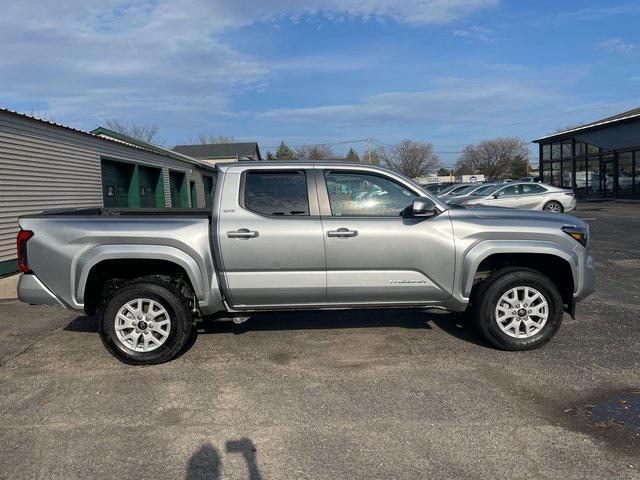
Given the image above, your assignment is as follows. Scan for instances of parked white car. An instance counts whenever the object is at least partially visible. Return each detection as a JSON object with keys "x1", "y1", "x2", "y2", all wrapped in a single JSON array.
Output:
[{"x1": 459, "y1": 182, "x2": 576, "y2": 212}]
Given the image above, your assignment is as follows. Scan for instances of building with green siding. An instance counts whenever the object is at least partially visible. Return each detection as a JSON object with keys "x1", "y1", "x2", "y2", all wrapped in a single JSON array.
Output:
[{"x1": 0, "y1": 109, "x2": 247, "y2": 276}]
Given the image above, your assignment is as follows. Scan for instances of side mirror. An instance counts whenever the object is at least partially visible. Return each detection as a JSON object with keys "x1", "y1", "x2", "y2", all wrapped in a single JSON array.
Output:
[
  {"x1": 493, "y1": 193, "x2": 500, "y2": 199},
  {"x1": 412, "y1": 197, "x2": 438, "y2": 217}
]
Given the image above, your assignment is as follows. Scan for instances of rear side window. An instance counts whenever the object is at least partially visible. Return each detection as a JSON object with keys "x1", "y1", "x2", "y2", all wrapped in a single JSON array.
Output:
[
  {"x1": 496, "y1": 184, "x2": 520, "y2": 197},
  {"x1": 244, "y1": 170, "x2": 309, "y2": 216},
  {"x1": 521, "y1": 184, "x2": 547, "y2": 194}
]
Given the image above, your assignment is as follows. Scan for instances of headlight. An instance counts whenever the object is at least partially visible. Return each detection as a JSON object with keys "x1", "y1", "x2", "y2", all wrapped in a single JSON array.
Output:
[{"x1": 562, "y1": 225, "x2": 588, "y2": 247}]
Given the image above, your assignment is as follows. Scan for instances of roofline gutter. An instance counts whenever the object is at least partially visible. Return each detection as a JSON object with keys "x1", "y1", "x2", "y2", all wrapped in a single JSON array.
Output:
[{"x1": 532, "y1": 112, "x2": 640, "y2": 143}]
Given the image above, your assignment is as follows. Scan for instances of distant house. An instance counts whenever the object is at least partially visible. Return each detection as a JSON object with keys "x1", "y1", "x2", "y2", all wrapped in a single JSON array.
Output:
[{"x1": 173, "y1": 142, "x2": 262, "y2": 165}]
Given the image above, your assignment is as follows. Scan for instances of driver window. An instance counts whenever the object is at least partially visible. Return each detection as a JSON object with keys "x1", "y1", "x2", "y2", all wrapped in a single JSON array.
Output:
[
  {"x1": 496, "y1": 184, "x2": 520, "y2": 197},
  {"x1": 324, "y1": 171, "x2": 417, "y2": 216}
]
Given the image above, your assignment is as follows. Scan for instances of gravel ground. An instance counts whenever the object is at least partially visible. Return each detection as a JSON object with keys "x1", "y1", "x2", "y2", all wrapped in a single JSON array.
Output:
[{"x1": 0, "y1": 201, "x2": 639, "y2": 480}]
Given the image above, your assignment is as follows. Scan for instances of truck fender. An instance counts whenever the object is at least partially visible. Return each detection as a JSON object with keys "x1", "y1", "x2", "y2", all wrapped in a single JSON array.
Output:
[
  {"x1": 459, "y1": 240, "x2": 579, "y2": 300},
  {"x1": 72, "y1": 244, "x2": 208, "y2": 307}
]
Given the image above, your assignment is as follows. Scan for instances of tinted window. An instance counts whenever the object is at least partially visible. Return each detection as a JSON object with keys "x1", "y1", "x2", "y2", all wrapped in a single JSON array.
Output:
[
  {"x1": 325, "y1": 171, "x2": 417, "y2": 217},
  {"x1": 521, "y1": 184, "x2": 546, "y2": 194},
  {"x1": 496, "y1": 185, "x2": 520, "y2": 197},
  {"x1": 244, "y1": 170, "x2": 309, "y2": 216}
]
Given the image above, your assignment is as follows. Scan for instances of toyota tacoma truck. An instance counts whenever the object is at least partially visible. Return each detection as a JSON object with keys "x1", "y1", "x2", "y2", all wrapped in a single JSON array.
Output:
[{"x1": 16, "y1": 162, "x2": 595, "y2": 364}]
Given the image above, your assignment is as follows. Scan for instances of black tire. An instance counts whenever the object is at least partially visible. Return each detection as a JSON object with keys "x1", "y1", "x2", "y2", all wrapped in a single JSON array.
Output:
[
  {"x1": 99, "y1": 279, "x2": 194, "y2": 365},
  {"x1": 543, "y1": 200, "x2": 563, "y2": 213},
  {"x1": 472, "y1": 268, "x2": 563, "y2": 351}
]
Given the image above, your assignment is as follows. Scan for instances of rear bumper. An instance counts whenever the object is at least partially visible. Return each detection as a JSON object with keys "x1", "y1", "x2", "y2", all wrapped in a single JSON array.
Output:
[{"x1": 17, "y1": 274, "x2": 66, "y2": 308}]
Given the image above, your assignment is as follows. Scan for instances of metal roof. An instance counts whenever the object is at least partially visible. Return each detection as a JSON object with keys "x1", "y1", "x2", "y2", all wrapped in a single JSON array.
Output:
[
  {"x1": 533, "y1": 106, "x2": 640, "y2": 143},
  {"x1": 0, "y1": 107, "x2": 214, "y2": 170},
  {"x1": 91, "y1": 127, "x2": 215, "y2": 171},
  {"x1": 173, "y1": 142, "x2": 262, "y2": 160}
]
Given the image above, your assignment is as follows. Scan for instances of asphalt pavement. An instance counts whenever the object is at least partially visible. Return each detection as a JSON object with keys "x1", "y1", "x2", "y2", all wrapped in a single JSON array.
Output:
[{"x1": 0, "y1": 201, "x2": 639, "y2": 480}]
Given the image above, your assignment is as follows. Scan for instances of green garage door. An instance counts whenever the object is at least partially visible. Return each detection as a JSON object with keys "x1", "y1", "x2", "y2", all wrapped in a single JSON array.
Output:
[
  {"x1": 102, "y1": 160, "x2": 134, "y2": 208},
  {"x1": 169, "y1": 171, "x2": 187, "y2": 207},
  {"x1": 202, "y1": 175, "x2": 215, "y2": 209},
  {"x1": 190, "y1": 181, "x2": 197, "y2": 208},
  {"x1": 139, "y1": 166, "x2": 164, "y2": 208}
]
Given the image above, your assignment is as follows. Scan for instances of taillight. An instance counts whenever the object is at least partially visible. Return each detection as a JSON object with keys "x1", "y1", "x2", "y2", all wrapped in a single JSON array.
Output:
[{"x1": 17, "y1": 230, "x2": 34, "y2": 273}]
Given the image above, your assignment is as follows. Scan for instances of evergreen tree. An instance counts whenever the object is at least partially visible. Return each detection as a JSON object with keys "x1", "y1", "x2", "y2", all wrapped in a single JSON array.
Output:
[
  {"x1": 345, "y1": 147, "x2": 360, "y2": 162},
  {"x1": 275, "y1": 141, "x2": 295, "y2": 160},
  {"x1": 266, "y1": 150, "x2": 276, "y2": 161}
]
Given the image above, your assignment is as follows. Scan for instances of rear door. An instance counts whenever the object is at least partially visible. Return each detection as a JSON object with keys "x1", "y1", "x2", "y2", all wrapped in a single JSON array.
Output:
[
  {"x1": 316, "y1": 168, "x2": 455, "y2": 305},
  {"x1": 520, "y1": 183, "x2": 547, "y2": 209},
  {"x1": 217, "y1": 167, "x2": 326, "y2": 307}
]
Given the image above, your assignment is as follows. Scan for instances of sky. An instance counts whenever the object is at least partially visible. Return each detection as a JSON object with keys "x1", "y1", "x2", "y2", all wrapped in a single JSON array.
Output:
[{"x1": 1, "y1": 0, "x2": 639, "y2": 167}]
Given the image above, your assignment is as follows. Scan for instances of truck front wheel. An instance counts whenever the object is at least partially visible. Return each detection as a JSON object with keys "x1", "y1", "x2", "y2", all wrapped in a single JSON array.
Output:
[
  {"x1": 98, "y1": 280, "x2": 194, "y2": 364},
  {"x1": 473, "y1": 268, "x2": 563, "y2": 350}
]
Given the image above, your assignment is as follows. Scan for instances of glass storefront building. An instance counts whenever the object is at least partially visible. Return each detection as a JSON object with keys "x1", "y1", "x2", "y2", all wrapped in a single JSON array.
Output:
[{"x1": 534, "y1": 107, "x2": 640, "y2": 197}]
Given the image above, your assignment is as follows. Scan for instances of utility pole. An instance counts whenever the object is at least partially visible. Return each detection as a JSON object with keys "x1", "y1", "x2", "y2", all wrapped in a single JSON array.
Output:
[{"x1": 367, "y1": 138, "x2": 372, "y2": 164}]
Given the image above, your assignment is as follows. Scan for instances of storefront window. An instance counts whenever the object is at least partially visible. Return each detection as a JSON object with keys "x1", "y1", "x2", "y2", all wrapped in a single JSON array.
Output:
[
  {"x1": 587, "y1": 143, "x2": 599, "y2": 155},
  {"x1": 561, "y1": 158, "x2": 573, "y2": 188},
  {"x1": 542, "y1": 162, "x2": 551, "y2": 184},
  {"x1": 586, "y1": 157, "x2": 599, "y2": 194},
  {"x1": 551, "y1": 143, "x2": 561, "y2": 160},
  {"x1": 635, "y1": 152, "x2": 640, "y2": 194},
  {"x1": 575, "y1": 142, "x2": 586, "y2": 156},
  {"x1": 542, "y1": 144, "x2": 551, "y2": 161},
  {"x1": 575, "y1": 159, "x2": 586, "y2": 194},
  {"x1": 551, "y1": 161, "x2": 561, "y2": 186},
  {"x1": 562, "y1": 140, "x2": 572, "y2": 158},
  {"x1": 618, "y1": 152, "x2": 633, "y2": 194}
]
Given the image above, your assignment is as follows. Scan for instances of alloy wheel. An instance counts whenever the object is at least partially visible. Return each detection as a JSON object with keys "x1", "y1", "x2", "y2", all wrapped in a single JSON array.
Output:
[
  {"x1": 494, "y1": 286, "x2": 549, "y2": 339},
  {"x1": 114, "y1": 298, "x2": 171, "y2": 352}
]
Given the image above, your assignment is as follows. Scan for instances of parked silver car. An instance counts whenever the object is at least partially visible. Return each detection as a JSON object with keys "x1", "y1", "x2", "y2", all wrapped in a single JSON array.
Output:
[
  {"x1": 437, "y1": 182, "x2": 473, "y2": 198},
  {"x1": 443, "y1": 183, "x2": 502, "y2": 204},
  {"x1": 460, "y1": 182, "x2": 576, "y2": 212}
]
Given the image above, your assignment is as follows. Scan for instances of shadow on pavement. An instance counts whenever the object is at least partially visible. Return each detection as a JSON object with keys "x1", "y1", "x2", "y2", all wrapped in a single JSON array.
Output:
[
  {"x1": 185, "y1": 438, "x2": 262, "y2": 480},
  {"x1": 62, "y1": 308, "x2": 492, "y2": 359},
  {"x1": 199, "y1": 308, "x2": 490, "y2": 348}
]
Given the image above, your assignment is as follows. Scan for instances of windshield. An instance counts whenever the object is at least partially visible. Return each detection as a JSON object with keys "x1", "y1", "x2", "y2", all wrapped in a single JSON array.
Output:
[
  {"x1": 452, "y1": 185, "x2": 479, "y2": 196},
  {"x1": 438, "y1": 184, "x2": 462, "y2": 195},
  {"x1": 473, "y1": 184, "x2": 503, "y2": 196},
  {"x1": 470, "y1": 184, "x2": 499, "y2": 196}
]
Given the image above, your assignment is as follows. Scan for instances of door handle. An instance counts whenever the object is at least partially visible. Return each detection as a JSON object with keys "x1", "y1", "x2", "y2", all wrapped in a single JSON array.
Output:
[
  {"x1": 227, "y1": 228, "x2": 259, "y2": 239},
  {"x1": 327, "y1": 228, "x2": 357, "y2": 238}
]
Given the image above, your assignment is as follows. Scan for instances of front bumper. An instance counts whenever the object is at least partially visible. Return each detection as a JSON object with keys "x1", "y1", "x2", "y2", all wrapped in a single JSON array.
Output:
[
  {"x1": 17, "y1": 274, "x2": 66, "y2": 307},
  {"x1": 575, "y1": 254, "x2": 596, "y2": 301}
]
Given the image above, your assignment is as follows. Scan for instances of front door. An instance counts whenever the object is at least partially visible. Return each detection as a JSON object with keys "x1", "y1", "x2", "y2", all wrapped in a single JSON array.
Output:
[
  {"x1": 600, "y1": 159, "x2": 615, "y2": 196},
  {"x1": 478, "y1": 183, "x2": 522, "y2": 208},
  {"x1": 217, "y1": 168, "x2": 326, "y2": 307},
  {"x1": 317, "y1": 169, "x2": 455, "y2": 304}
]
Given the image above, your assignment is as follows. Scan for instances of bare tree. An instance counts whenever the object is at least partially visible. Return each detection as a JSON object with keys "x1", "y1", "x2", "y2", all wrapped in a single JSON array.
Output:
[
  {"x1": 104, "y1": 120, "x2": 160, "y2": 143},
  {"x1": 193, "y1": 132, "x2": 235, "y2": 144},
  {"x1": 455, "y1": 137, "x2": 527, "y2": 179},
  {"x1": 27, "y1": 108, "x2": 56, "y2": 123},
  {"x1": 295, "y1": 144, "x2": 339, "y2": 160},
  {"x1": 376, "y1": 139, "x2": 440, "y2": 178}
]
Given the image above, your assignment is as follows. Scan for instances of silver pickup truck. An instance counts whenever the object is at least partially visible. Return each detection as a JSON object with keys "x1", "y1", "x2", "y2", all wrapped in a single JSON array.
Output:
[{"x1": 17, "y1": 161, "x2": 595, "y2": 364}]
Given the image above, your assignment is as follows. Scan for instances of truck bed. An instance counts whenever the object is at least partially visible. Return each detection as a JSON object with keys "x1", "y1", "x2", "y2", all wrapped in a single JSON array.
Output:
[{"x1": 21, "y1": 207, "x2": 212, "y2": 218}]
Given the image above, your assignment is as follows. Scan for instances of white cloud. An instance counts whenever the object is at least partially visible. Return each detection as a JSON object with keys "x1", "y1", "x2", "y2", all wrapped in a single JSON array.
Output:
[
  {"x1": 598, "y1": 38, "x2": 637, "y2": 55},
  {"x1": 259, "y1": 77, "x2": 562, "y2": 127},
  {"x1": 0, "y1": 0, "x2": 499, "y2": 133},
  {"x1": 453, "y1": 25, "x2": 495, "y2": 43}
]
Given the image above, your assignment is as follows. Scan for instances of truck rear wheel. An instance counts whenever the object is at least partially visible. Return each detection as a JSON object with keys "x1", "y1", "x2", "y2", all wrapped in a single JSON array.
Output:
[
  {"x1": 472, "y1": 268, "x2": 563, "y2": 350},
  {"x1": 99, "y1": 280, "x2": 194, "y2": 365}
]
